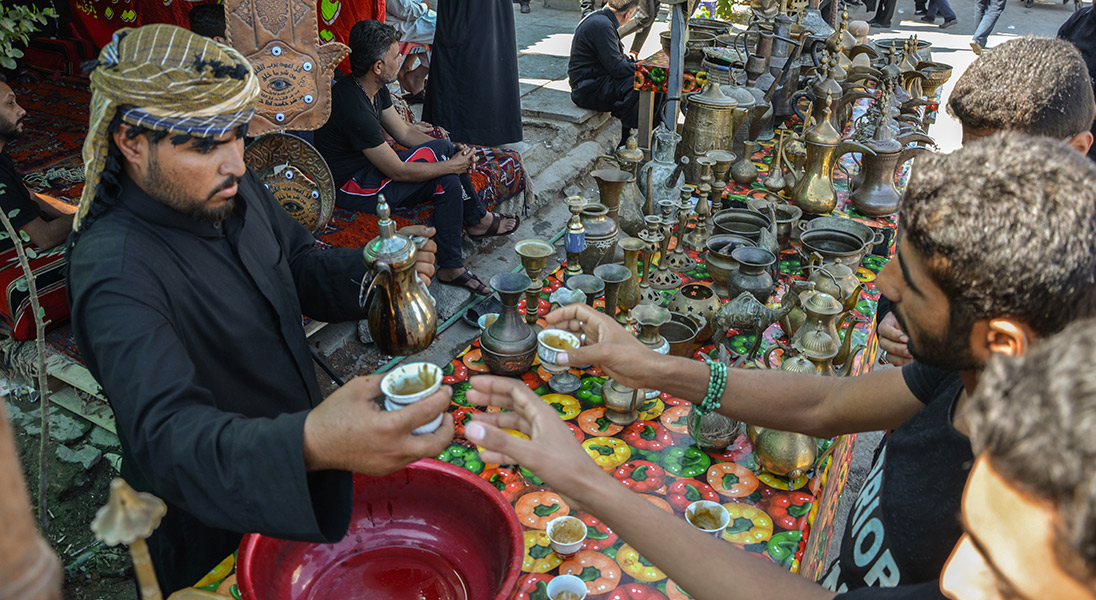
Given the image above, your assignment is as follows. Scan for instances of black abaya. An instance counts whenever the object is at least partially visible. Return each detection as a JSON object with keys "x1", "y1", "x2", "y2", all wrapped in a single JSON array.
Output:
[{"x1": 423, "y1": 1, "x2": 523, "y2": 146}]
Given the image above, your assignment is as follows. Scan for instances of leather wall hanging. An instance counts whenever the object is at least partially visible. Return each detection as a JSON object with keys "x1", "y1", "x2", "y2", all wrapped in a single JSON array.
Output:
[{"x1": 225, "y1": 0, "x2": 350, "y2": 135}]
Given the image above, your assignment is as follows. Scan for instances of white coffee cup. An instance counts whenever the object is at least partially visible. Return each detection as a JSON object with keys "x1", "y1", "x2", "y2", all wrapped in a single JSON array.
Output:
[
  {"x1": 537, "y1": 329, "x2": 580, "y2": 375},
  {"x1": 546, "y1": 515, "x2": 587, "y2": 558},
  {"x1": 546, "y1": 574, "x2": 588, "y2": 600},
  {"x1": 384, "y1": 398, "x2": 444, "y2": 435},
  {"x1": 685, "y1": 500, "x2": 730, "y2": 537},
  {"x1": 381, "y1": 362, "x2": 443, "y2": 406}
]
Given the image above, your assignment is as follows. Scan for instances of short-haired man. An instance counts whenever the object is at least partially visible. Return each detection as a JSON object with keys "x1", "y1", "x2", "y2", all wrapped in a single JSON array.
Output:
[
  {"x1": 941, "y1": 319, "x2": 1096, "y2": 600},
  {"x1": 879, "y1": 36, "x2": 1096, "y2": 367},
  {"x1": 462, "y1": 288, "x2": 1096, "y2": 600},
  {"x1": 0, "y1": 78, "x2": 75, "y2": 251},
  {"x1": 68, "y1": 25, "x2": 453, "y2": 592},
  {"x1": 569, "y1": 0, "x2": 641, "y2": 147},
  {"x1": 315, "y1": 19, "x2": 518, "y2": 296},
  {"x1": 187, "y1": 3, "x2": 225, "y2": 42},
  {"x1": 466, "y1": 133, "x2": 1096, "y2": 598}
]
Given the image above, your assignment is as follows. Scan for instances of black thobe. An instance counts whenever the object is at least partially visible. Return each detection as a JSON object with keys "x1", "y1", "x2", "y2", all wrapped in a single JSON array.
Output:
[
  {"x1": 568, "y1": 8, "x2": 640, "y2": 129},
  {"x1": 67, "y1": 173, "x2": 368, "y2": 593},
  {"x1": 422, "y1": 0, "x2": 523, "y2": 146}
]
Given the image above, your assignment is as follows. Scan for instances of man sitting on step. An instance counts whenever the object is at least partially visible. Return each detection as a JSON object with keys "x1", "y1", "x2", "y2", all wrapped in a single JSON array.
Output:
[{"x1": 569, "y1": 0, "x2": 641, "y2": 148}]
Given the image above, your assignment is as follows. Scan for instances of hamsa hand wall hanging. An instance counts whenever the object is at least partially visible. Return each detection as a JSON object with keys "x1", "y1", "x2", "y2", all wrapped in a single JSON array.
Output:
[{"x1": 226, "y1": 0, "x2": 350, "y2": 135}]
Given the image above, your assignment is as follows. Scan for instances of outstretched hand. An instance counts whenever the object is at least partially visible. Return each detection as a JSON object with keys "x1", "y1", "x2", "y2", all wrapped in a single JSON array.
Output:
[
  {"x1": 464, "y1": 375, "x2": 608, "y2": 493},
  {"x1": 543, "y1": 303, "x2": 658, "y2": 390}
]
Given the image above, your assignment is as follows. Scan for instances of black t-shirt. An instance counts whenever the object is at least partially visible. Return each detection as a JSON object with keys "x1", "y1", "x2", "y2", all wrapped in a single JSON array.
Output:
[
  {"x1": 0, "y1": 153, "x2": 43, "y2": 251},
  {"x1": 821, "y1": 362, "x2": 971, "y2": 595},
  {"x1": 314, "y1": 77, "x2": 393, "y2": 188},
  {"x1": 1058, "y1": 7, "x2": 1096, "y2": 162}
]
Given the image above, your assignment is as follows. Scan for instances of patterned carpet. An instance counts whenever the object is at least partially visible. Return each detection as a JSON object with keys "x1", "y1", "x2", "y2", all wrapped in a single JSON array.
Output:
[{"x1": 6, "y1": 73, "x2": 89, "y2": 203}]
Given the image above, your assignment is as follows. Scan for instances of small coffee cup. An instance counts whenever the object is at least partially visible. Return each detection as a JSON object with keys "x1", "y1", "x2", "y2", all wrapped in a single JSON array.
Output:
[
  {"x1": 381, "y1": 362, "x2": 443, "y2": 406},
  {"x1": 384, "y1": 398, "x2": 444, "y2": 435},
  {"x1": 537, "y1": 329, "x2": 580, "y2": 375},
  {"x1": 546, "y1": 574, "x2": 588, "y2": 600},
  {"x1": 685, "y1": 500, "x2": 730, "y2": 537},
  {"x1": 546, "y1": 515, "x2": 587, "y2": 559}
]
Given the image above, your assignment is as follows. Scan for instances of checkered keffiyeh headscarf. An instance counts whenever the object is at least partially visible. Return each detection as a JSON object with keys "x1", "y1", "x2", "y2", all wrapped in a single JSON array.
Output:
[{"x1": 78, "y1": 24, "x2": 260, "y2": 230}]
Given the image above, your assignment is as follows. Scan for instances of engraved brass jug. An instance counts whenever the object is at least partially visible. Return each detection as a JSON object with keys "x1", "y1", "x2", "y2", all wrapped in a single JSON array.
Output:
[
  {"x1": 790, "y1": 99, "x2": 875, "y2": 214},
  {"x1": 678, "y1": 83, "x2": 740, "y2": 185},
  {"x1": 849, "y1": 128, "x2": 934, "y2": 216}
]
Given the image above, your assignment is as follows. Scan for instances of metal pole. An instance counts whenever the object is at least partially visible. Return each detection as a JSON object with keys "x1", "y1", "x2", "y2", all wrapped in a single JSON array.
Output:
[{"x1": 663, "y1": 2, "x2": 687, "y2": 132}]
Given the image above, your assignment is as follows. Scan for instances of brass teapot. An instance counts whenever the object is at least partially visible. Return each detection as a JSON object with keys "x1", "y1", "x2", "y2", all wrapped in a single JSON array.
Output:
[
  {"x1": 362, "y1": 195, "x2": 438, "y2": 355},
  {"x1": 805, "y1": 255, "x2": 861, "y2": 311},
  {"x1": 790, "y1": 98, "x2": 875, "y2": 214},
  {"x1": 678, "y1": 81, "x2": 741, "y2": 185},
  {"x1": 789, "y1": 290, "x2": 857, "y2": 365}
]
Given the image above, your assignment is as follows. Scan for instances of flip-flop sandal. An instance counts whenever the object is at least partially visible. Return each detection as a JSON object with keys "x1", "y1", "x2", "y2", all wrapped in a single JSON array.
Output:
[
  {"x1": 461, "y1": 295, "x2": 504, "y2": 328},
  {"x1": 439, "y1": 270, "x2": 491, "y2": 295},
  {"x1": 468, "y1": 212, "x2": 521, "y2": 240}
]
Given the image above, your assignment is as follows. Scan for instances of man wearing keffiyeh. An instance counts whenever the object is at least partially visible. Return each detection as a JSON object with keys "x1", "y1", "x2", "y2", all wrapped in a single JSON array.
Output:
[{"x1": 67, "y1": 24, "x2": 452, "y2": 592}]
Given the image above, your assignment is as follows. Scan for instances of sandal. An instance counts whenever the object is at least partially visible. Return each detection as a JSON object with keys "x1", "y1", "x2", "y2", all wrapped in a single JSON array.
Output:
[
  {"x1": 439, "y1": 270, "x2": 491, "y2": 295},
  {"x1": 468, "y1": 212, "x2": 521, "y2": 239},
  {"x1": 461, "y1": 295, "x2": 504, "y2": 328}
]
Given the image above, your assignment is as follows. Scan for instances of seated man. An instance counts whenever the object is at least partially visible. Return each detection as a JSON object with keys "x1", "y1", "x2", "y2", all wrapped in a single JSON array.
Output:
[
  {"x1": 385, "y1": 0, "x2": 435, "y2": 103},
  {"x1": 879, "y1": 36, "x2": 1095, "y2": 367},
  {"x1": 467, "y1": 133, "x2": 1096, "y2": 598},
  {"x1": 68, "y1": 25, "x2": 453, "y2": 592},
  {"x1": 0, "y1": 77, "x2": 74, "y2": 250},
  {"x1": 463, "y1": 310, "x2": 1096, "y2": 600},
  {"x1": 569, "y1": 0, "x2": 641, "y2": 147},
  {"x1": 316, "y1": 20, "x2": 517, "y2": 296}
]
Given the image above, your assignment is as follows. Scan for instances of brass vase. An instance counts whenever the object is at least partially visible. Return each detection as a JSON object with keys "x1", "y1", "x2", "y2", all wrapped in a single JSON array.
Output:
[
  {"x1": 480, "y1": 272, "x2": 537, "y2": 376},
  {"x1": 577, "y1": 203, "x2": 618, "y2": 274},
  {"x1": 730, "y1": 141, "x2": 760, "y2": 186},
  {"x1": 618, "y1": 237, "x2": 646, "y2": 323}
]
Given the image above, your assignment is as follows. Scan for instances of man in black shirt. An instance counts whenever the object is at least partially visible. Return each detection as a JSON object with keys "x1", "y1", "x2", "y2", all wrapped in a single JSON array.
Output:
[
  {"x1": 68, "y1": 25, "x2": 453, "y2": 593},
  {"x1": 0, "y1": 78, "x2": 74, "y2": 251},
  {"x1": 1059, "y1": 8, "x2": 1096, "y2": 162},
  {"x1": 316, "y1": 20, "x2": 518, "y2": 296},
  {"x1": 480, "y1": 133, "x2": 1096, "y2": 599},
  {"x1": 569, "y1": 0, "x2": 641, "y2": 146}
]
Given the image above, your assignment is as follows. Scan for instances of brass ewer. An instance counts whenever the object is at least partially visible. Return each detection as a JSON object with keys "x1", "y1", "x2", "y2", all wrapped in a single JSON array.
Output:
[
  {"x1": 596, "y1": 137, "x2": 645, "y2": 236},
  {"x1": 481, "y1": 272, "x2": 538, "y2": 376},
  {"x1": 790, "y1": 98, "x2": 875, "y2": 214},
  {"x1": 516, "y1": 238, "x2": 555, "y2": 328},
  {"x1": 849, "y1": 125, "x2": 934, "y2": 217},
  {"x1": 790, "y1": 291, "x2": 858, "y2": 365},
  {"x1": 362, "y1": 195, "x2": 438, "y2": 355}
]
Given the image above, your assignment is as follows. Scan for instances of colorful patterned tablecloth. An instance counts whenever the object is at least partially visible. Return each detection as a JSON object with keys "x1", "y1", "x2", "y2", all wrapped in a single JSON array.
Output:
[
  {"x1": 191, "y1": 125, "x2": 899, "y2": 599},
  {"x1": 634, "y1": 51, "x2": 709, "y2": 94}
]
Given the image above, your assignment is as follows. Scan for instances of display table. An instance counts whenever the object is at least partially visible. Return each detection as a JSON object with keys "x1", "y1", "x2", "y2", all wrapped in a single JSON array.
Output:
[{"x1": 188, "y1": 129, "x2": 899, "y2": 599}]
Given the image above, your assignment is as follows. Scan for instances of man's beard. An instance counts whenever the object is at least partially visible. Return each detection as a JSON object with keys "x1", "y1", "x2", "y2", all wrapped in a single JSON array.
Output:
[
  {"x1": 0, "y1": 114, "x2": 24, "y2": 142},
  {"x1": 893, "y1": 307, "x2": 981, "y2": 371},
  {"x1": 144, "y1": 152, "x2": 238, "y2": 224}
]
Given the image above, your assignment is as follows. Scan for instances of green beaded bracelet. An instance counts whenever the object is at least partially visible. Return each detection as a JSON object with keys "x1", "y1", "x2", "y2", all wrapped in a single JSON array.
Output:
[{"x1": 695, "y1": 359, "x2": 727, "y2": 416}]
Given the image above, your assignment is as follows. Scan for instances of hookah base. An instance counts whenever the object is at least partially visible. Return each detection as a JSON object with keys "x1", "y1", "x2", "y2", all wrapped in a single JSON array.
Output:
[{"x1": 640, "y1": 286, "x2": 668, "y2": 306}]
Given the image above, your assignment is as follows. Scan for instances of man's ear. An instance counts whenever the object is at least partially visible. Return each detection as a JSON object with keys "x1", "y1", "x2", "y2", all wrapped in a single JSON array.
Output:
[
  {"x1": 112, "y1": 123, "x2": 149, "y2": 179},
  {"x1": 1067, "y1": 130, "x2": 1093, "y2": 155},
  {"x1": 985, "y1": 318, "x2": 1031, "y2": 358}
]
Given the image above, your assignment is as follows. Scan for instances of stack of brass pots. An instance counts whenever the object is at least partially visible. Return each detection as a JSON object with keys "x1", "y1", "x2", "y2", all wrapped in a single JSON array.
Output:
[{"x1": 481, "y1": 272, "x2": 538, "y2": 376}]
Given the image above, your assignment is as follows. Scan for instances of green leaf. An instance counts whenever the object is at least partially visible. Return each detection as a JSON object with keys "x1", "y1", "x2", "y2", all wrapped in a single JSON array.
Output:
[
  {"x1": 35, "y1": 306, "x2": 45, "y2": 319},
  {"x1": 685, "y1": 484, "x2": 701, "y2": 502},
  {"x1": 7, "y1": 209, "x2": 19, "y2": 219},
  {"x1": 24, "y1": 248, "x2": 36, "y2": 259},
  {"x1": 789, "y1": 503, "x2": 812, "y2": 517},
  {"x1": 529, "y1": 544, "x2": 553, "y2": 559},
  {"x1": 13, "y1": 278, "x2": 27, "y2": 292},
  {"x1": 532, "y1": 503, "x2": 560, "y2": 517},
  {"x1": 0, "y1": 57, "x2": 14, "y2": 70},
  {"x1": 18, "y1": 230, "x2": 29, "y2": 242},
  {"x1": 0, "y1": 232, "x2": 9, "y2": 241}
]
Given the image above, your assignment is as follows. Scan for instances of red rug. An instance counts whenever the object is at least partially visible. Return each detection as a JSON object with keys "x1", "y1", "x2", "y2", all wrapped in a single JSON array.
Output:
[{"x1": 6, "y1": 73, "x2": 89, "y2": 203}]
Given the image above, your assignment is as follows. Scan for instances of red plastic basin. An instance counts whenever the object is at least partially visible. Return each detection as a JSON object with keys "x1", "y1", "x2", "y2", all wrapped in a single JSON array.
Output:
[{"x1": 237, "y1": 459, "x2": 523, "y2": 600}]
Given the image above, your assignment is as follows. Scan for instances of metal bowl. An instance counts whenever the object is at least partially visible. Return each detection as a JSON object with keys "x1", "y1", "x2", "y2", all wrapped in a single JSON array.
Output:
[
  {"x1": 712, "y1": 208, "x2": 771, "y2": 241},
  {"x1": 800, "y1": 216, "x2": 884, "y2": 250},
  {"x1": 800, "y1": 227, "x2": 869, "y2": 269}
]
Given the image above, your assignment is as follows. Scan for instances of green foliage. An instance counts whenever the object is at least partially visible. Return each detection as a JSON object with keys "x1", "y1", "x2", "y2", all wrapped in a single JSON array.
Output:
[
  {"x1": 712, "y1": 0, "x2": 753, "y2": 23},
  {"x1": 0, "y1": 5, "x2": 59, "y2": 70}
]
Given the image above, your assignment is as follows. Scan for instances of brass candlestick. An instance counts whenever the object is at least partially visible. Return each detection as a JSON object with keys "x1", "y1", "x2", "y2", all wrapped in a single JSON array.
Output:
[
  {"x1": 92, "y1": 479, "x2": 168, "y2": 600},
  {"x1": 639, "y1": 216, "x2": 664, "y2": 305},
  {"x1": 706, "y1": 150, "x2": 735, "y2": 213},
  {"x1": 563, "y1": 196, "x2": 586, "y2": 282},
  {"x1": 515, "y1": 239, "x2": 555, "y2": 328},
  {"x1": 666, "y1": 191, "x2": 697, "y2": 273},
  {"x1": 617, "y1": 237, "x2": 645, "y2": 323},
  {"x1": 594, "y1": 263, "x2": 631, "y2": 321},
  {"x1": 649, "y1": 202, "x2": 681, "y2": 294},
  {"x1": 683, "y1": 157, "x2": 716, "y2": 251}
]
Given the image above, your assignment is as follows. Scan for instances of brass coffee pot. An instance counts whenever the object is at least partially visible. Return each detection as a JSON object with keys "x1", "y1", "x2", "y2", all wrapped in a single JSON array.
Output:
[
  {"x1": 790, "y1": 98, "x2": 874, "y2": 214},
  {"x1": 806, "y1": 256, "x2": 861, "y2": 312},
  {"x1": 849, "y1": 123, "x2": 934, "y2": 216},
  {"x1": 678, "y1": 82, "x2": 740, "y2": 185},
  {"x1": 790, "y1": 291, "x2": 857, "y2": 365},
  {"x1": 362, "y1": 195, "x2": 437, "y2": 355},
  {"x1": 793, "y1": 53, "x2": 873, "y2": 134}
]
